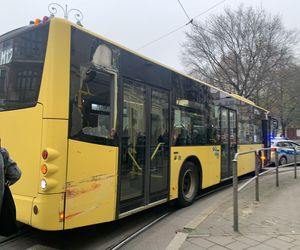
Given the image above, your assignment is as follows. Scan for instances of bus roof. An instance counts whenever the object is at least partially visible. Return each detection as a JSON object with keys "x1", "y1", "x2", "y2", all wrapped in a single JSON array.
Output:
[
  {"x1": 0, "y1": 25, "x2": 33, "y2": 41},
  {"x1": 22, "y1": 18, "x2": 269, "y2": 112}
]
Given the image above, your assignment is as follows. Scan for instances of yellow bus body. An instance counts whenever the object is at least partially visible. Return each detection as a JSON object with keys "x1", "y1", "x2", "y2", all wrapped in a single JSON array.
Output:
[
  {"x1": 238, "y1": 144, "x2": 263, "y2": 176},
  {"x1": 0, "y1": 18, "x2": 267, "y2": 230},
  {"x1": 170, "y1": 146, "x2": 221, "y2": 200},
  {"x1": 65, "y1": 140, "x2": 118, "y2": 229}
]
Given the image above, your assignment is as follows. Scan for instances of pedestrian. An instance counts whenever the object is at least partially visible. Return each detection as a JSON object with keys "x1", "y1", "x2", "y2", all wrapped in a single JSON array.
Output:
[{"x1": 0, "y1": 147, "x2": 22, "y2": 236}]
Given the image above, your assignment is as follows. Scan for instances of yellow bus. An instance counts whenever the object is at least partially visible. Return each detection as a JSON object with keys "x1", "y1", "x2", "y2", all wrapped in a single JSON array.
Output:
[{"x1": 0, "y1": 17, "x2": 270, "y2": 230}]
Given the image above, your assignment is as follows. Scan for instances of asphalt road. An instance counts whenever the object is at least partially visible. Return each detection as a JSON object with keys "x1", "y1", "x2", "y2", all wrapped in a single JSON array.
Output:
[{"x1": 0, "y1": 184, "x2": 233, "y2": 250}]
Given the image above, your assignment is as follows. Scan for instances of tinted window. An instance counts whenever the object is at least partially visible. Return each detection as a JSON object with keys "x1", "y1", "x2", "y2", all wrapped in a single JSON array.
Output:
[
  {"x1": 0, "y1": 24, "x2": 49, "y2": 110},
  {"x1": 237, "y1": 104, "x2": 254, "y2": 144},
  {"x1": 291, "y1": 142, "x2": 300, "y2": 147},
  {"x1": 172, "y1": 75, "x2": 218, "y2": 146},
  {"x1": 69, "y1": 28, "x2": 119, "y2": 145},
  {"x1": 253, "y1": 108, "x2": 263, "y2": 144}
]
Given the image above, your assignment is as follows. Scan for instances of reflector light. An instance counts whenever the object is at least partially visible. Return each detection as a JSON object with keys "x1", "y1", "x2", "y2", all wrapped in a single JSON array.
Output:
[
  {"x1": 34, "y1": 18, "x2": 41, "y2": 26},
  {"x1": 41, "y1": 179, "x2": 47, "y2": 189},
  {"x1": 33, "y1": 205, "x2": 39, "y2": 215},
  {"x1": 42, "y1": 150, "x2": 48, "y2": 160},
  {"x1": 59, "y1": 211, "x2": 64, "y2": 222},
  {"x1": 41, "y1": 164, "x2": 48, "y2": 175},
  {"x1": 261, "y1": 155, "x2": 266, "y2": 160}
]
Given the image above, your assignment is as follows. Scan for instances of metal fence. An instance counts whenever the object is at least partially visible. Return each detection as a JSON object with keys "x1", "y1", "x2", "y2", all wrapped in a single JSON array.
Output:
[{"x1": 232, "y1": 147, "x2": 299, "y2": 232}]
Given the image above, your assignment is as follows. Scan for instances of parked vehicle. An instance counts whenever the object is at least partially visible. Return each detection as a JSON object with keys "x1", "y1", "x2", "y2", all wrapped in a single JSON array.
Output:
[{"x1": 271, "y1": 139, "x2": 300, "y2": 165}]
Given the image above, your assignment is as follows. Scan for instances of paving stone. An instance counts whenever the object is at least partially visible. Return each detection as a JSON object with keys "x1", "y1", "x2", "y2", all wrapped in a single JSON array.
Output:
[
  {"x1": 277, "y1": 235, "x2": 295, "y2": 243},
  {"x1": 207, "y1": 245, "x2": 228, "y2": 250},
  {"x1": 289, "y1": 246, "x2": 300, "y2": 250},
  {"x1": 180, "y1": 241, "x2": 206, "y2": 250},
  {"x1": 205, "y1": 236, "x2": 235, "y2": 246},
  {"x1": 233, "y1": 235, "x2": 260, "y2": 246},
  {"x1": 264, "y1": 237, "x2": 295, "y2": 249},
  {"x1": 179, "y1": 172, "x2": 300, "y2": 250},
  {"x1": 289, "y1": 234, "x2": 300, "y2": 241},
  {"x1": 247, "y1": 243, "x2": 277, "y2": 250},
  {"x1": 226, "y1": 240, "x2": 248, "y2": 250},
  {"x1": 187, "y1": 237, "x2": 215, "y2": 248},
  {"x1": 291, "y1": 240, "x2": 300, "y2": 246}
]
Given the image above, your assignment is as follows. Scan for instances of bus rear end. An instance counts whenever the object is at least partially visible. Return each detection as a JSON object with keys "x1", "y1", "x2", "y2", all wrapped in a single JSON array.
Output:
[{"x1": 0, "y1": 18, "x2": 70, "y2": 230}]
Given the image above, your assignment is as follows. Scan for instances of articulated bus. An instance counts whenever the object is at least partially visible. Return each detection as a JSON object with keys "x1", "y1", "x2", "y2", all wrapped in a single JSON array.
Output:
[{"x1": 0, "y1": 18, "x2": 270, "y2": 230}]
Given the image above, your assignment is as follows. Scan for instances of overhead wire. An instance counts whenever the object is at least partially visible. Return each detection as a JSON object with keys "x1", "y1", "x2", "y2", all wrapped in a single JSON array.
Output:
[
  {"x1": 177, "y1": 0, "x2": 192, "y2": 22},
  {"x1": 136, "y1": 0, "x2": 226, "y2": 50}
]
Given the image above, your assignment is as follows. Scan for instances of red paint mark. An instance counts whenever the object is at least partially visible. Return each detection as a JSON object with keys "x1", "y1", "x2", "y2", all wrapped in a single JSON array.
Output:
[
  {"x1": 91, "y1": 182, "x2": 101, "y2": 189},
  {"x1": 66, "y1": 180, "x2": 102, "y2": 199},
  {"x1": 65, "y1": 211, "x2": 83, "y2": 220}
]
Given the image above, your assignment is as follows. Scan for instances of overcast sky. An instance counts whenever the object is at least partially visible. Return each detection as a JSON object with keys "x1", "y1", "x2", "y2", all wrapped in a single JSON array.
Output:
[{"x1": 1, "y1": 0, "x2": 299, "y2": 71}]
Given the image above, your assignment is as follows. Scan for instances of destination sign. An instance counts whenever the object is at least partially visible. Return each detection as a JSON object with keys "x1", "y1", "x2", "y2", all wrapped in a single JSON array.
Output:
[{"x1": 0, "y1": 47, "x2": 13, "y2": 66}]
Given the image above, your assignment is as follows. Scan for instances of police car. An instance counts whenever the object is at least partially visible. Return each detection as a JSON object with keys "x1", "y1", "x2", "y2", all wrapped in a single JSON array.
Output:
[{"x1": 271, "y1": 139, "x2": 300, "y2": 165}]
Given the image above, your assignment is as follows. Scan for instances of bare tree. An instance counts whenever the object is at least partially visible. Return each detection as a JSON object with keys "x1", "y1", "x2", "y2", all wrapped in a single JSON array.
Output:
[
  {"x1": 261, "y1": 65, "x2": 300, "y2": 136},
  {"x1": 181, "y1": 5, "x2": 299, "y2": 102}
]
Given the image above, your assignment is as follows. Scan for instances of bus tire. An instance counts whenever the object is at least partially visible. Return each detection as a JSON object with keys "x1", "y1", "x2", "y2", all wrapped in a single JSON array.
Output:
[{"x1": 177, "y1": 161, "x2": 199, "y2": 207}]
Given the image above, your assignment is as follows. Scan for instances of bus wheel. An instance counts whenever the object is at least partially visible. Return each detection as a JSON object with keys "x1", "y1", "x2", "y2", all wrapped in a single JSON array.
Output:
[{"x1": 178, "y1": 161, "x2": 199, "y2": 207}]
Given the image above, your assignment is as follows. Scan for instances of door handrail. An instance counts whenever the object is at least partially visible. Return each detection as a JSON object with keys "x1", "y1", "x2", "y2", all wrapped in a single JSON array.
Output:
[{"x1": 151, "y1": 142, "x2": 165, "y2": 161}]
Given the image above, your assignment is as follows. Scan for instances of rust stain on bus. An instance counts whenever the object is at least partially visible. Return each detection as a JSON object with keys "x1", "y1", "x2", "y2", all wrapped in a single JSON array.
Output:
[
  {"x1": 66, "y1": 181, "x2": 101, "y2": 199},
  {"x1": 65, "y1": 211, "x2": 83, "y2": 220},
  {"x1": 66, "y1": 174, "x2": 114, "y2": 199},
  {"x1": 65, "y1": 204, "x2": 101, "y2": 220}
]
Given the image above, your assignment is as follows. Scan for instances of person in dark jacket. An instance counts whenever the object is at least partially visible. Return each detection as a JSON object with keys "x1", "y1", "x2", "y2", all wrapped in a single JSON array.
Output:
[{"x1": 0, "y1": 148, "x2": 21, "y2": 215}]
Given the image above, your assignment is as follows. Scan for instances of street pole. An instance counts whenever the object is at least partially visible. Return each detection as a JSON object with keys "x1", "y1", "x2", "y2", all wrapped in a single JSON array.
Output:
[
  {"x1": 255, "y1": 151, "x2": 259, "y2": 202},
  {"x1": 294, "y1": 148, "x2": 297, "y2": 179},
  {"x1": 232, "y1": 158, "x2": 238, "y2": 232},
  {"x1": 275, "y1": 149, "x2": 279, "y2": 187}
]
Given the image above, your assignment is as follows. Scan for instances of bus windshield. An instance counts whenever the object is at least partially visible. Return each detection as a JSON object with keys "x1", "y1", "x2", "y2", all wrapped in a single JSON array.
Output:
[{"x1": 0, "y1": 24, "x2": 49, "y2": 110}]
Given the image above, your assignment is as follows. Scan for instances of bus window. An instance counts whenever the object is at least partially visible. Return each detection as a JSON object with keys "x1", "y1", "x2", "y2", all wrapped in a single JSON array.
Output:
[
  {"x1": 69, "y1": 28, "x2": 120, "y2": 145},
  {"x1": 0, "y1": 24, "x2": 49, "y2": 110},
  {"x1": 69, "y1": 68, "x2": 117, "y2": 144},
  {"x1": 173, "y1": 109, "x2": 204, "y2": 146}
]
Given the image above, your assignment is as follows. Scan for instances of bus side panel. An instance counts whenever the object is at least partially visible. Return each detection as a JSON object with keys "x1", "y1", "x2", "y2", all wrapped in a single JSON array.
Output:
[
  {"x1": 38, "y1": 18, "x2": 70, "y2": 119},
  {"x1": 169, "y1": 146, "x2": 221, "y2": 200},
  {"x1": 65, "y1": 140, "x2": 118, "y2": 229},
  {"x1": 31, "y1": 193, "x2": 65, "y2": 230},
  {"x1": 31, "y1": 119, "x2": 68, "y2": 230},
  {"x1": 238, "y1": 144, "x2": 263, "y2": 176},
  {"x1": 0, "y1": 105, "x2": 43, "y2": 224}
]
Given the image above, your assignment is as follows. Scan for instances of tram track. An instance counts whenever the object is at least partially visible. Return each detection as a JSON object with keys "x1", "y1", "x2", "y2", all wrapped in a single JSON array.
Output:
[
  {"x1": 0, "y1": 224, "x2": 36, "y2": 246},
  {"x1": 108, "y1": 211, "x2": 173, "y2": 250},
  {"x1": 0, "y1": 174, "x2": 251, "y2": 249},
  {"x1": 106, "y1": 175, "x2": 246, "y2": 250}
]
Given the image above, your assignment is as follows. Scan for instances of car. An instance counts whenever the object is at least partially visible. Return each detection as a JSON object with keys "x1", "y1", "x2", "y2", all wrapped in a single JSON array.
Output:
[{"x1": 270, "y1": 139, "x2": 300, "y2": 165}]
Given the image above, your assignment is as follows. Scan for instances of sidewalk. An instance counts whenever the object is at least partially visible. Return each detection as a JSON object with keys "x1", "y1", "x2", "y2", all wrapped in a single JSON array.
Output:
[{"x1": 169, "y1": 169, "x2": 300, "y2": 250}]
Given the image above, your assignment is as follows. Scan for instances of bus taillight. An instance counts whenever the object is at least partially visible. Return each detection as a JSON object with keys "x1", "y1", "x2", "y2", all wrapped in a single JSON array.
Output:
[
  {"x1": 41, "y1": 164, "x2": 48, "y2": 175},
  {"x1": 42, "y1": 150, "x2": 48, "y2": 160}
]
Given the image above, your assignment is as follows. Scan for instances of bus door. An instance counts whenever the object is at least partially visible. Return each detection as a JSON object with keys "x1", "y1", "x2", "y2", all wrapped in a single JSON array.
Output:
[
  {"x1": 220, "y1": 108, "x2": 237, "y2": 179},
  {"x1": 119, "y1": 81, "x2": 170, "y2": 214}
]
